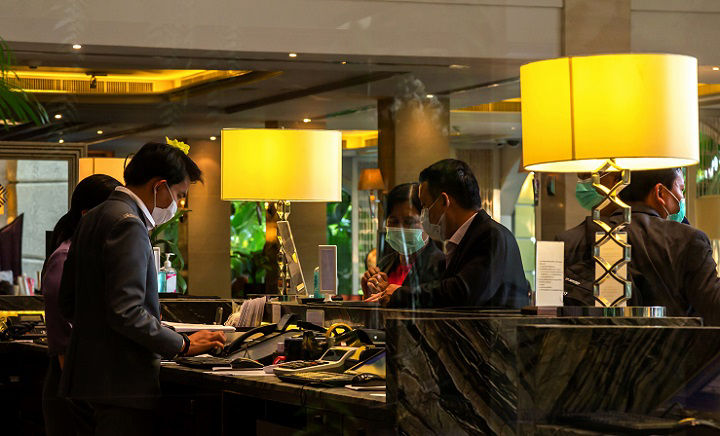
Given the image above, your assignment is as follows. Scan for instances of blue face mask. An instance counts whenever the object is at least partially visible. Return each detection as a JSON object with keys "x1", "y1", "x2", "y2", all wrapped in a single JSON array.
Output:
[
  {"x1": 663, "y1": 186, "x2": 686, "y2": 223},
  {"x1": 385, "y1": 227, "x2": 426, "y2": 256},
  {"x1": 575, "y1": 180, "x2": 605, "y2": 210}
]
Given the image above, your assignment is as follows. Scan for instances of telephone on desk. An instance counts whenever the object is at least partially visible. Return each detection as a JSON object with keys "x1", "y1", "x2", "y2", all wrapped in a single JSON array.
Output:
[{"x1": 176, "y1": 314, "x2": 300, "y2": 368}]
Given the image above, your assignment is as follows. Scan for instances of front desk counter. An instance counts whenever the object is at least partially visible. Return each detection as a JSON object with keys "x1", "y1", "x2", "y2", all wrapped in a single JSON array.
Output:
[{"x1": 3, "y1": 297, "x2": 720, "y2": 435}]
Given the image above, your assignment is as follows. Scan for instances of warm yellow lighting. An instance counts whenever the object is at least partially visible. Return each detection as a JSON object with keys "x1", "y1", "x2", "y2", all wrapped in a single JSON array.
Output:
[
  {"x1": 210, "y1": 136, "x2": 217, "y2": 141},
  {"x1": 521, "y1": 54, "x2": 699, "y2": 172},
  {"x1": 72, "y1": 44, "x2": 82, "y2": 50},
  {"x1": 58, "y1": 139, "x2": 64, "y2": 143},
  {"x1": 342, "y1": 130, "x2": 378, "y2": 149},
  {"x1": 221, "y1": 129, "x2": 341, "y2": 202},
  {"x1": 358, "y1": 169, "x2": 385, "y2": 191},
  {"x1": 426, "y1": 94, "x2": 434, "y2": 99},
  {"x1": 713, "y1": 66, "x2": 720, "y2": 71},
  {"x1": 340, "y1": 61, "x2": 347, "y2": 65},
  {"x1": 54, "y1": 114, "x2": 62, "y2": 119},
  {"x1": 78, "y1": 157, "x2": 126, "y2": 184},
  {"x1": 303, "y1": 118, "x2": 311, "y2": 123},
  {"x1": 289, "y1": 53, "x2": 298, "y2": 58},
  {"x1": 97, "y1": 130, "x2": 103, "y2": 135}
]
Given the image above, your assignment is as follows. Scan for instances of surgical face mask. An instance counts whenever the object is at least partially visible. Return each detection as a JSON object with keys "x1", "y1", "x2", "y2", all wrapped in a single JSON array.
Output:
[
  {"x1": 420, "y1": 196, "x2": 446, "y2": 242},
  {"x1": 385, "y1": 227, "x2": 426, "y2": 256},
  {"x1": 662, "y1": 185, "x2": 686, "y2": 223},
  {"x1": 575, "y1": 179, "x2": 605, "y2": 210},
  {"x1": 151, "y1": 182, "x2": 177, "y2": 226}
]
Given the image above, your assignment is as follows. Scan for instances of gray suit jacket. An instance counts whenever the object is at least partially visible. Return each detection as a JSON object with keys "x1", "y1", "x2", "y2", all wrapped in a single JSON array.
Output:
[{"x1": 58, "y1": 190, "x2": 183, "y2": 409}]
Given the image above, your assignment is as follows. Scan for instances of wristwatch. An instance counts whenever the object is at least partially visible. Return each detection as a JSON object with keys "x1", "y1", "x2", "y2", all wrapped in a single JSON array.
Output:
[{"x1": 177, "y1": 333, "x2": 191, "y2": 357}]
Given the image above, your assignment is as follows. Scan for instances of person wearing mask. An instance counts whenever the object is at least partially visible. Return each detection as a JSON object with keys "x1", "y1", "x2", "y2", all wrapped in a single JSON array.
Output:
[
  {"x1": 557, "y1": 168, "x2": 720, "y2": 323},
  {"x1": 58, "y1": 142, "x2": 226, "y2": 435},
  {"x1": 361, "y1": 183, "x2": 444, "y2": 306},
  {"x1": 367, "y1": 159, "x2": 530, "y2": 308},
  {"x1": 41, "y1": 174, "x2": 121, "y2": 436}
]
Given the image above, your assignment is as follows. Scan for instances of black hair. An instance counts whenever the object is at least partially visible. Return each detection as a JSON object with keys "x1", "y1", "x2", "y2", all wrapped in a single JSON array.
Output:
[
  {"x1": 124, "y1": 142, "x2": 203, "y2": 186},
  {"x1": 418, "y1": 159, "x2": 481, "y2": 210},
  {"x1": 385, "y1": 183, "x2": 422, "y2": 216},
  {"x1": 619, "y1": 168, "x2": 683, "y2": 203},
  {"x1": 50, "y1": 174, "x2": 121, "y2": 252}
]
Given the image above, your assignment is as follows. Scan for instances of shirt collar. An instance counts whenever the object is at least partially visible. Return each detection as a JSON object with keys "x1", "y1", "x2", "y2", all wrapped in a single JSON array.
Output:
[
  {"x1": 115, "y1": 186, "x2": 155, "y2": 230},
  {"x1": 447, "y1": 212, "x2": 477, "y2": 247}
]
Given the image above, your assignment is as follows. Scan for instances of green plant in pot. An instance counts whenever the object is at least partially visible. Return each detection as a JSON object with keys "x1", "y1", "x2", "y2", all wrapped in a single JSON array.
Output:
[
  {"x1": 230, "y1": 201, "x2": 272, "y2": 297},
  {"x1": 151, "y1": 209, "x2": 189, "y2": 293}
]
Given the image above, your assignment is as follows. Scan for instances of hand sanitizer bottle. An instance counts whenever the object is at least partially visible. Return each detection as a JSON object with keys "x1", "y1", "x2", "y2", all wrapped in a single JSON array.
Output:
[{"x1": 161, "y1": 253, "x2": 177, "y2": 293}]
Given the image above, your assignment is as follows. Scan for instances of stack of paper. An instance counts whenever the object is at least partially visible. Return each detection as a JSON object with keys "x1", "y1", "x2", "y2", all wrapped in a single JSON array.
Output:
[
  {"x1": 161, "y1": 321, "x2": 236, "y2": 333},
  {"x1": 225, "y1": 297, "x2": 266, "y2": 328}
]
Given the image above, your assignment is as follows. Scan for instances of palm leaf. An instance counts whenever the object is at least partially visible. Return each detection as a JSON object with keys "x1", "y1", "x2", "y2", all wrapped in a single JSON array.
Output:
[{"x1": 0, "y1": 38, "x2": 48, "y2": 129}]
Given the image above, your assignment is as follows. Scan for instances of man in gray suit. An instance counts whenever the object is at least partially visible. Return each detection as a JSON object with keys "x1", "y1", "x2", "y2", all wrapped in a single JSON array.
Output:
[{"x1": 59, "y1": 142, "x2": 226, "y2": 435}]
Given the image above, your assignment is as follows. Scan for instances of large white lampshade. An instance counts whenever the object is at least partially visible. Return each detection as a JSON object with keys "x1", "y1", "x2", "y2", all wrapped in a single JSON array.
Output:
[
  {"x1": 221, "y1": 129, "x2": 342, "y2": 202},
  {"x1": 78, "y1": 157, "x2": 126, "y2": 184},
  {"x1": 521, "y1": 53, "x2": 699, "y2": 172}
]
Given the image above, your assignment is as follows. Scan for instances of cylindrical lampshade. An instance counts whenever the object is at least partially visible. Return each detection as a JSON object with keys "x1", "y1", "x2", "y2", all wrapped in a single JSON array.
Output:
[
  {"x1": 78, "y1": 157, "x2": 126, "y2": 184},
  {"x1": 221, "y1": 129, "x2": 342, "y2": 202},
  {"x1": 358, "y1": 168, "x2": 385, "y2": 191},
  {"x1": 521, "y1": 54, "x2": 699, "y2": 172}
]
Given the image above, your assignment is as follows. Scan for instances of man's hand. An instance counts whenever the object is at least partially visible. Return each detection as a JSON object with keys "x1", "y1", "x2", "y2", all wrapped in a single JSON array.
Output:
[
  {"x1": 361, "y1": 267, "x2": 381, "y2": 295},
  {"x1": 367, "y1": 272, "x2": 389, "y2": 295},
  {"x1": 365, "y1": 284, "x2": 400, "y2": 305},
  {"x1": 186, "y1": 330, "x2": 226, "y2": 356}
]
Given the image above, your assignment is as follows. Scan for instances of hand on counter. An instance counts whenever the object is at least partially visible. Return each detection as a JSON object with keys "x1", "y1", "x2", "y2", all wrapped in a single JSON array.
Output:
[
  {"x1": 186, "y1": 330, "x2": 226, "y2": 356},
  {"x1": 366, "y1": 272, "x2": 389, "y2": 296},
  {"x1": 365, "y1": 284, "x2": 400, "y2": 305},
  {"x1": 361, "y1": 267, "x2": 382, "y2": 295}
]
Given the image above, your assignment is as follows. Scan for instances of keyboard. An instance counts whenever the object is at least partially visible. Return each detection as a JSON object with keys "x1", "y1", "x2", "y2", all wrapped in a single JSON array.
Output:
[{"x1": 176, "y1": 356, "x2": 233, "y2": 369}]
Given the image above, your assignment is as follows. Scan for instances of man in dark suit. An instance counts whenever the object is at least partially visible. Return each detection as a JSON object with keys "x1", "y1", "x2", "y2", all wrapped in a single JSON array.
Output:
[
  {"x1": 557, "y1": 168, "x2": 720, "y2": 324},
  {"x1": 368, "y1": 159, "x2": 530, "y2": 308},
  {"x1": 59, "y1": 142, "x2": 226, "y2": 435}
]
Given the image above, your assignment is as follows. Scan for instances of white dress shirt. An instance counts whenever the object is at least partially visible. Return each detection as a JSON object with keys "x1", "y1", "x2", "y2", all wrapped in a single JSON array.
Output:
[
  {"x1": 444, "y1": 212, "x2": 477, "y2": 267},
  {"x1": 115, "y1": 186, "x2": 155, "y2": 231}
]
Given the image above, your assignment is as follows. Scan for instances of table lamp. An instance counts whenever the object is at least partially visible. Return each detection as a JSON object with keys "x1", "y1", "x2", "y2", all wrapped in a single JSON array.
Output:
[
  {"x1": 521, "y1": 53, "x2": 699, "y2": 309},
  {"x1": 78, "y1": 157, "x2": 127, "y2": 184},
  {"x1": 221, "y1": 128, "x2": 342, "y2": 295},
  {"x1": 358, "y1": 168, "x2": 385, "y2": 218}
]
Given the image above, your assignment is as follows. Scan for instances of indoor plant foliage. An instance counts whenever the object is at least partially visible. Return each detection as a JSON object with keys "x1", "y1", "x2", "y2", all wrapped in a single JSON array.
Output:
[
  {"x1": 150, "y1": 209, "x2": 189, "y2": 293},
  {"x1": 0, "y1": 38, "x2": 48, "y2": 128},
  {"x1": 230, "y1": 201, "x2": 272, "y2": 296}
]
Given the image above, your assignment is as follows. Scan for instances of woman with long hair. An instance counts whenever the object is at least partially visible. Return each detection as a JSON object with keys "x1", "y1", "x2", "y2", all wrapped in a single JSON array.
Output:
[{"x1": 41, "y1": 174, "x2": 121, "y2": 436}]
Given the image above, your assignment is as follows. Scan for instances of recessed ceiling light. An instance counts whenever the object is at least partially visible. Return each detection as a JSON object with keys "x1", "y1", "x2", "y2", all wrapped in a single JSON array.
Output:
[
  {"x1": 54, "y1": 114, "x2": 62, "y2": 119},
  {"x1": 72, "y1": 44, "x2": 82, "y2": 50},
  {"x1": 303, "y1": 118, "x2": 311, "y2": 123},
  {"x1": 340, "y1": 61, "x2": 347, "y2": 65},
  {"x1": 426, "y1": 94, "x2": 434, "y2": 99},
  {"x1": 58, "y1": 139, "x2": 64, "y2": 143},
  {"x1": 289, "y1": 53, "x2": 298, "y2": 58},
  {"x1": 96, "y1": 130, "x2": 103, "y2": 135},
  {"x1": 449, "y1": 64, "x2": 469, "y2": 69},
  {"x1": 210, "y1": 136, "x2": 217, "y2": 141},
  {"x1": 713, "y1": 66, "x2": 719, "y2": 71}
]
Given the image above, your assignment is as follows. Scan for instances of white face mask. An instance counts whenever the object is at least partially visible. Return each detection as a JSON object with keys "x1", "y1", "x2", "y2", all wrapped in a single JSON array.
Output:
[
  {"x1": 151, "y1": 182, "x2": 177, "y2": 226},
  {"x1": 420, "y1": 196, "x2": 446, "y2": 242}
]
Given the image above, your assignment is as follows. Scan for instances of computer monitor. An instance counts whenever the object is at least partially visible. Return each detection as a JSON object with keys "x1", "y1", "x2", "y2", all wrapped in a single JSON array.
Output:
[{"x1": 276, "y1": 220, "x2": 307, "y2": 296}]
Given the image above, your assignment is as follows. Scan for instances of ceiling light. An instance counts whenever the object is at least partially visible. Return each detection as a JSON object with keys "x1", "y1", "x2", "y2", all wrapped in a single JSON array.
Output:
[
  {"x1": 72, "y1": 44, "x2": 82, "y2": 50},
  {"x1": 713, "y1": 67, "x2": 720, "y2": 71},
  {"x1": 426, "y1": 94, "x2": 434, "y2": 99},
  {"x1": 54, "y1": 114, "x2": 62, "y2": 119},
  {"x1": 210, "y1": 136, "x2": 217, "y2": 141},
  {"x1": 289, "y1": 53, "x2": 298, "y2": 58},
  {"x1": 449, "y1": 64, "x2": 469, "y2": 69},
  {"x1": 340, "y1": 61, "x2": 347, "y2": 65},
  {"x1": 58, "y1": 139, "x2": 64, "y2": 143},
  {"x1": 303, "y1": 118, "x2": 311, "y2": 123},
  {"x1": 97, "y1": 130, "x2": 103, "y2": 135}
]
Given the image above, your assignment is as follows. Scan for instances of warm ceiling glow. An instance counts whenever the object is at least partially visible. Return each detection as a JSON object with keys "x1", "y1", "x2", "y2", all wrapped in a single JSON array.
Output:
[
  {"x1": 342, "y1": 130, "x2": 378, "y2": 149},
  {"x1": 426, "y1": 94, "x2": 434, "y2": 99},
  {"x1": 210, "y1": 136, "x2": 217, "y2": 141},
  {"x1": 521, "y1": 54, "x2": 699, "y2": 172},
  {"x1": 713, "y1": 66, "x2": 720, "y2": 71},
  {"x1": 289, "y1": 53, "x2": 298, "y2": 58},
  {"x1": 54, "y1": 114, "x2": 62, "y2": 119},
  {"x1": 72, "y1": 44, "x2": 82, "y2": 50},
  {"x1": 97, "y1": 130, "x2": 103, "y2": 134},
  {"x1": 340, "y1": 61, "x2": 347, "y2": 65},
  {"x1": 58, "y1": 139, "x2": 64, "y2": 143},
  {"x1": 303, "y1": 118, "x2": 311, "y2": 123}
]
